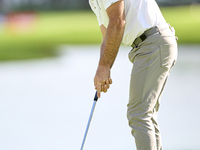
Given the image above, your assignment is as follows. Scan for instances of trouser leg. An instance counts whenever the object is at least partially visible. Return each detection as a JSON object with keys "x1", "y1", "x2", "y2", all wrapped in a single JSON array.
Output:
[
  {"x1": 127, "y1": 51, "x2": 170, "y2": 150},
  {"x1": 127, "y1": 34, "x2": 177, "y2": 150},
  {"x1": 152, "y1": 112, "x2": 161, "y2": 150},
  {"x1": 152, "y1": 74, "x2": 170, "y2": 150}
]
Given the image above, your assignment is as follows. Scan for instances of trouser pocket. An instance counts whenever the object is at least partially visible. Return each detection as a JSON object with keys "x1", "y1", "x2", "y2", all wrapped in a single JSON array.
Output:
[{"x1": 159, "y1": 37, "x2": 178, "y2": 69}]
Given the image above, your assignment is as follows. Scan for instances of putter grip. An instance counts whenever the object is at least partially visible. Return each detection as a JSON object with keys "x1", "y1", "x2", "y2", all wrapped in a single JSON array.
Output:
[{"x1": 94, "y1": 91, "x2": 98, "y2": 101}]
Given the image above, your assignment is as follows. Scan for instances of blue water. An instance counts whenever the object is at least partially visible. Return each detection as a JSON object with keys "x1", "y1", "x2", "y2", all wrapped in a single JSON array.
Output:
[{"x1": 0, "y1": 45, "x2": 199, "y2": 150}]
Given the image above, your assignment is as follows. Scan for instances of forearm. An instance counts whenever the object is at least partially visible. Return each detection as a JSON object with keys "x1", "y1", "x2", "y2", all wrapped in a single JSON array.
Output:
[{"x1": 99, "y1": 21, "x2": 125, "y2": 68}]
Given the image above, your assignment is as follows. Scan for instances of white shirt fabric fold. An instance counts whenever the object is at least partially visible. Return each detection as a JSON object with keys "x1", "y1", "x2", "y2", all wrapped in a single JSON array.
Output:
[{"x1": 89, "y1": 0, "x2": 167, "y2": 46}]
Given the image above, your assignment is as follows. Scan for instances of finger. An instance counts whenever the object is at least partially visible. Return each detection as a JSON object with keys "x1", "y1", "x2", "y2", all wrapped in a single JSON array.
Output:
[
  {"x1": 96, "y1": 85, "x2": 101, "y2": 98},
  {"x1": 102, "y1": 84, "x2": 108, "y2": 93},
  {"x1": 108, "y1": 78, "x2": 112, "y2": 84},
  {"x1": 101, "y1": 80, "x2": 106, "y2": 85},
  {"x1": 101, "y1": 85, "x2": 104, "y2": 92},
  {"x1": 101, "y1": 85, "x2": 105, "y2": 93},
  {"x1": 105, "y1": 80, "x2": 110, "y2": 89},
  {"x1": 95, "y1": 84, "x2": 97, "y2": 90}
]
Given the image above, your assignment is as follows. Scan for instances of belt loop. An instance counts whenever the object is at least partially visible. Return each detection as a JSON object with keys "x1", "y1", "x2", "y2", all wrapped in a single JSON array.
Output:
[
  {"x1": 156, "y1": 25, "x2": 161, "y2": 35},
  {"x1": 131, "y1": 43, "x2": 136, "y2": 49}
]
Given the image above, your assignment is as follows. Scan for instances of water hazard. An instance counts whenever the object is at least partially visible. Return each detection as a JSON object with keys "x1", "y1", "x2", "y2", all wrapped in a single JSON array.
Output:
[{"x1": 0, "y1": 45, "x2": 199, "y2": 150}]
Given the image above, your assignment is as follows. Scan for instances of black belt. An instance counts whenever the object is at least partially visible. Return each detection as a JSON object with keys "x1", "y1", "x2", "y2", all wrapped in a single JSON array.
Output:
[{"x1": 131, "y1": 26, "x2": 159, "y2": 48}]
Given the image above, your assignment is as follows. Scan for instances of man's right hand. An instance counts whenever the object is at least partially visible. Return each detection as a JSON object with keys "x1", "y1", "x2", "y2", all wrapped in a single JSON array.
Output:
[{"x1": 94, "y1": 65, "x2": 112, "y2": 98}]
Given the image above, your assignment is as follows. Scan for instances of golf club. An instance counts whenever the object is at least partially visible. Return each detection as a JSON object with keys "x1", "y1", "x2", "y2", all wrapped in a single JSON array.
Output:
[{"x1": 80, "y1": 91, "x2": 98, "y2": 150}]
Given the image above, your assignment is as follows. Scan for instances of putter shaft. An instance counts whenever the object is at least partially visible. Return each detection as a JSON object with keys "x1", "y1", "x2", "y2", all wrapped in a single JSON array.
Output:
[{"x1": 80, "y1": 92, "x2": 98, "y2": 150}]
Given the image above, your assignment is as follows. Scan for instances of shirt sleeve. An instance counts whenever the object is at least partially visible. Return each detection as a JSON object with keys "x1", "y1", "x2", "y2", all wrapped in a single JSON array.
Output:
[
  {"x1": 89, "y1": 0, "x2": 103, "y2": 26},
  {"x1": 103, "y1": 0, "x2": 121, "y2": 10}
]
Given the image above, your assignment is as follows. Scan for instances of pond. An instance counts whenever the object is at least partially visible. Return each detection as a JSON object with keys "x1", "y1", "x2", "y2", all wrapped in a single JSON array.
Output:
[{"x1": 0, "y1": 45, "x2": 200, "y2": 150}]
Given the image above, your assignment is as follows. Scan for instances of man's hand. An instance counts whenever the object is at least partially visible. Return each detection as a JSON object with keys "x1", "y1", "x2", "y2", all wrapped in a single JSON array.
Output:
[{"x1": 94, "y1": 65, "x2": 112, "y2": 98}]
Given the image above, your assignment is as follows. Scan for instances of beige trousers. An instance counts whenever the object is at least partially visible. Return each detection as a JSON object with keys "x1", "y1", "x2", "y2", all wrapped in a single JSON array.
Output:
[{"x1": 127, "y1": 24, "x2": 178, "y2": 150}]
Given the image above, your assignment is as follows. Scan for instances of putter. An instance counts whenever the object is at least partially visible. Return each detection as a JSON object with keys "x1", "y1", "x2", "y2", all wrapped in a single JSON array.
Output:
[{"x1": 80, "y1": 91, "x2": 98, "y2": 150}]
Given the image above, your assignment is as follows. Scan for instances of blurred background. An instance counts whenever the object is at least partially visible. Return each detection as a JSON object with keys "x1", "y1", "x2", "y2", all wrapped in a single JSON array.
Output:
[
  {"x1": 0, "y1": 0, "x2": 199, "y2": 60},
  {"x1": 0, "y1": 0, "x2": 200, "y2": 150}
]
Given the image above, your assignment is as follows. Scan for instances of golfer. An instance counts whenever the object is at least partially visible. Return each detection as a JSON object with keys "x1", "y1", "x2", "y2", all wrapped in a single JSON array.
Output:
[{"x1": 89, "y1": 0, "x2": 178, "y2": 149}]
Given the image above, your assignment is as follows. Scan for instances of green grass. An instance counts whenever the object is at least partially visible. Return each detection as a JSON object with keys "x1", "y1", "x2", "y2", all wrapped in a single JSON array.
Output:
[
  {"x1": 0, "y1": 43, "x2": 57, "y2": 61},
  {"x1": 0, "y1": 5, "x2": 199, "y2": 61},
  {"x1": 0, "y1": 11, "x2": 102, "y2": 44},
  {"x1": 161, "y1": 5, "x2": 200, "y2": 44},
  {"x1": 0, "y1": 11, "x2": 101, "y2": 61}
]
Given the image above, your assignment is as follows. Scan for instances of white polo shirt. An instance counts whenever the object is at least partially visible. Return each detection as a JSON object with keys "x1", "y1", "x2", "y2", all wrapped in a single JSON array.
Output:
[{"x1": 89, "y1": 0, "x2": 167, "y2": 46}]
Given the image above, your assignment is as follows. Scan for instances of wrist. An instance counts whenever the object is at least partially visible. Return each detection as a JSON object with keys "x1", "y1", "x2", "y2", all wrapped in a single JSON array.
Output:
[{"x1": 97, "y1": 64, "x2": 110, "y2": 72}]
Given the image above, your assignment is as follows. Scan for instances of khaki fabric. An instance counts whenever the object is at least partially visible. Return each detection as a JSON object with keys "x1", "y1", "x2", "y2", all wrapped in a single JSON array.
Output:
[{"x1": 127, "y1": 24, "x2": 178, "y2": 150}]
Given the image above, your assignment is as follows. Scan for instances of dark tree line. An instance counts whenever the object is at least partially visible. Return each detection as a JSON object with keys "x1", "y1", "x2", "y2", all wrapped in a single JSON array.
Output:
[
  {"x1": 0, "y1": 0, "x2": 90, "y2": 12},
  {"x1": 157, "y1": 0, "x2": 200, "y2": 6},
  {"x1": 0, "y1": 0, "x2": 200, "y2": 13}
]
